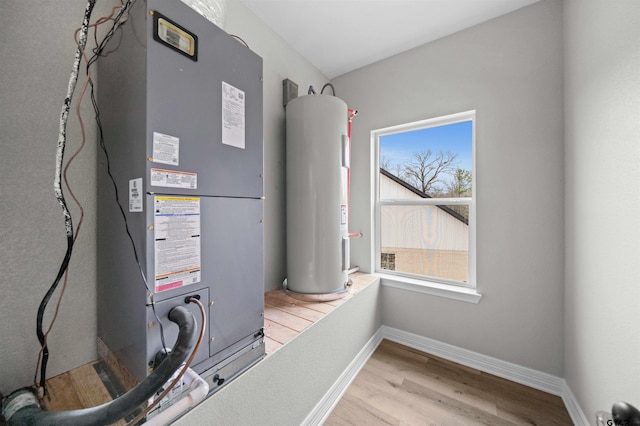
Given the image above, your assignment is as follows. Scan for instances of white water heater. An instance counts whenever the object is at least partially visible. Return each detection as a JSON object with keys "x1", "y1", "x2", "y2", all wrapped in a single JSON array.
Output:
[{"x1": 285, "y1": 94, "x2": 350, "y2": 300}]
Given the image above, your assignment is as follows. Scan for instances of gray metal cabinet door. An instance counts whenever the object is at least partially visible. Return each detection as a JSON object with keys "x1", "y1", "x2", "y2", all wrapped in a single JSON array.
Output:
[{"x1": 200, "y1": 197, "x2": 264, "y2": 360}]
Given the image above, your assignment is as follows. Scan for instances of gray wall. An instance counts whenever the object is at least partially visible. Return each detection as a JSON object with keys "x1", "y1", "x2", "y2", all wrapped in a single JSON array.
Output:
[
  {"x1": 564, "y1": 0, "x2": 640, "y2": 420},
  {"x1": 0, "y1": 0, "x2": 327, "y2": 394},
  {"x1": 224, "y1": 0, "x2": 330, "y2": 292},
  {"x1": 332, "y1": 0, "x2": 565, "y2": 376},
  {"x1": 0, "y1": 0, "x2": 109, "y2": 396}
]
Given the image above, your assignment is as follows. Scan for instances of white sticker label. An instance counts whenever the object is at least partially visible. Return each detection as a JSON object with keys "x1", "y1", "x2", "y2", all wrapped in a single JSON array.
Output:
[
  {"x1": 340, "y1": 204, "x2": 348, "y2": 230},
  {"x1": 152, "y1": 132, "x2": 179, "y2": 165},
  {"x1": 154, "y1": 197, "x2": 201, "y2": 293},
  {"x1": 150, "y1": 168, "x2": 197, "y2": 189},
  {"x1": 158, "y1": 18, "x2": 195, "y2": 56},
  {"x1": 222, "y1": 81, "x2": 245, "y2": 149},
  {"x1": 129, "y1": 178, "x2": 143, "y2": 212}
]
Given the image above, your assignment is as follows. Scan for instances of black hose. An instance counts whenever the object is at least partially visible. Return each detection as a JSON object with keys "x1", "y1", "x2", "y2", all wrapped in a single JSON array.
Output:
[
  {"x1": 5, "y1": 306, "x2": 196, "y2": 426},
  {"x1": 320, "y1": 83, "x2": 336, "y2": 96}
]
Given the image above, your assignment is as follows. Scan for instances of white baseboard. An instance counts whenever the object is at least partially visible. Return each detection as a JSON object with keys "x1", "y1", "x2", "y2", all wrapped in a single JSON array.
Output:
[
  {"x1": 562, "y1": 382, "x2": 591, "y2": 426},
  {"x1": 382, "y1": 326, "x2": 564, "y2": 395},
  {"x1": 304, "y1": 325, "x2": 589, "y2": 425},
  {"x1": 302, "y1": 328, "x2": 384, "y2": 426},
  {"x1": 383, "y1": 326, "x2": 590, "y2": 425}
]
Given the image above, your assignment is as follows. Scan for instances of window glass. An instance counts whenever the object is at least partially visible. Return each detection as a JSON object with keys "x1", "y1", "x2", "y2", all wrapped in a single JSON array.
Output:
[
  {"x1": 375, "y1": 113, "x2": 474, "y2": 287},
  {"x1": 379, "y1": 121, "x2": 473, "y2": 200}
]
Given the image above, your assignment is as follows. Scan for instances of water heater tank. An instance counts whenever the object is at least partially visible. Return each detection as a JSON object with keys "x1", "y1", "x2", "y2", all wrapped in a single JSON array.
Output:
[{"x1": 285, "y1": 94, "x2": 350, "y2": 300}]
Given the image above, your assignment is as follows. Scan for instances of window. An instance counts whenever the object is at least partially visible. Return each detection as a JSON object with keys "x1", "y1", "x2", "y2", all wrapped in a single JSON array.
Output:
[
  {"x1": 374, "y1": 111, "x2": 475, "y2": 289},
  {"x1": 380, "y1": 252, "x2": 396, "y2": 271}
]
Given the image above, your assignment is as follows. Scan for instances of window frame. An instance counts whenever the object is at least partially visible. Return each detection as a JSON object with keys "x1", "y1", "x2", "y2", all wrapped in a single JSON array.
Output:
[{"x1": 372, "y1": 110, "x2": 477, "y2": 294}]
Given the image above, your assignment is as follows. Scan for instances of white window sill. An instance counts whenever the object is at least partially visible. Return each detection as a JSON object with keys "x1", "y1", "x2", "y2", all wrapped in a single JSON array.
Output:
[{"x1": 377, "y1": 273, "x2": 482, "y2": 304}]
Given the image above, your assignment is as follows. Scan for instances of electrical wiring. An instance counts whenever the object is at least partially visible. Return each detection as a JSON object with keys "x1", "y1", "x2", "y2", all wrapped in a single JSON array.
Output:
[
  {"x1": 230, "y1": 34, "x2": 249, "y2": 48},
  {"x1": 80, "y1": 0, "x2": 169, "y2": 354},
  {"x1": 85, "y1": 0, "x2": 170, "y2": 356},
  {"x1": 87, "y1": 76, "x2": 169, "y2": 355},
  {"x1": 32, "y1": 70, "x2": 90, "y2": 390},
  {"x1": 125, "y1": 297, "x2": 207, "y2": 426},
  {"x1": 32, "y1": 0, "x2": 167, "y2": 398},
  {"x1": 34, "y1": 0, "x2": 96, "y2": 396},
  {"x1": 33, "y1": 4, "x2": 202, "y2": 419},
  {"x1": 321, "y1": 83, "x2": 336, "y2": 96},
  {"x1": 86, "y1": 0, "x2": 136, "y2": 68},
  {"x1": 32, "y1": 3, "x2": 124, "y2": 388}
]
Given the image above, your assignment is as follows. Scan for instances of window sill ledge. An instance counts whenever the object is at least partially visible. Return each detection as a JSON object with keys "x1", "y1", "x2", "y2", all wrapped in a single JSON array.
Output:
[{"x1": 377, "y1": 273, "x2": 482, "y2": 304}]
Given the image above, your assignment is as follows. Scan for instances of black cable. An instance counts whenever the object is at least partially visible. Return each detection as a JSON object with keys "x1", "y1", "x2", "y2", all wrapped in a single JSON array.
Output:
[
  {"x1": 35, "y1": 0, "x2": 96, "y2": 394},
  {"x1": 321, "y1": 83, "x2": 336, "y2": 96},
  {"x1": 89, "y1": 77, "x2": 168, "y2": 355},
  {"x1": 83, "y1": 0, "x2": 168, "y2": 354},
  {"x1": 34, "y1": 0, "x2": 165, "y2": 395},
  {"x1": 87, "y1": 0, "x2": 136, "y2": 68},
  {"x1": 229, "y1": 34, "x2": 249, "y2": 48}
]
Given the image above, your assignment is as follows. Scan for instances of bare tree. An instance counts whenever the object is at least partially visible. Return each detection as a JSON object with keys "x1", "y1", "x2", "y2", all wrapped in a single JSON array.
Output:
[
  {"x1": 403, "y1": 150, "x2": 458, "y2": 195},
  {"x1": 379, "y1": 155, "x2": 393, "y2": 171},
  {"x1": 380, "y1": 155, "x2": 404, "y2": 178}
]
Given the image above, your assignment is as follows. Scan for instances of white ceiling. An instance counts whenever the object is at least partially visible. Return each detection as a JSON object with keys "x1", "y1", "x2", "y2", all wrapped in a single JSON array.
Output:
[{"x1": 239, "y1": 0, "x2": 541, "y2": 79}]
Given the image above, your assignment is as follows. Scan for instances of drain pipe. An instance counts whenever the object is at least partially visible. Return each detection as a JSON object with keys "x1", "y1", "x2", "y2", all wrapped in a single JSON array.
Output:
[
  {"x1": 2, "y1": 306, "x2": 196, "y2": 426},
  {"x1": 144, "y1": 367, "x2": 209, "y2": 426}
]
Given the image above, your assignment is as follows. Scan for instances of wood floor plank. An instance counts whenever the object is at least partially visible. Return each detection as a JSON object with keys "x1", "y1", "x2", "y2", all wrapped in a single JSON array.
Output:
[
  {"x1": 324, "y1": 393, "x2": 400, "y2": 426},
  {"x1": 326, "y1": 340, "x2": 572, "y2": 426},
  {"x1": 367, "y1": 341, "x2": 498, "y2": 415},
  {"x1": 68, "y1": 363, "x2": 114, "y2": 409},
  {"x1": 348, "y1": 375, "x2": 475, "y2": 425},
  {"x1": 494, "y1": 389, "x2": 572, "y2": 425},
  {"x1": 265, "y1": 336, "x2": 283, "y2": 354},
  {"x1": 263, "y1": 318, "x2": 299, "y2": 344},
  {"x1": 42, "y1": 363, "x2": 128, "y2": 425},
  {"x1": 264, "y1": 294, "x2": 326, "y2": 322},
  {"x1": 367, "y1": 355, "x2": 498, "y2": 415},
  {"x1": 349, "y1": 275, "x2": 373, "y2": 290},
  {"x1": 264, "y1": 304, "x2": 313, "y2": 332},
  {"x1": 347, "y1": 366, "x2": 488, "y2": 425},
  {"x1": 324, "y1": 293, "x2": 352, "y2": 307},
  {"x1": 265, "y1": 289, "x2": 336, "y2": 314},
  {"x1": 43, "y1": 372, "x2": 83, "y2": 411},
  {"x1": 400, "y1": 379, "x2": 514, "y2": 426}
]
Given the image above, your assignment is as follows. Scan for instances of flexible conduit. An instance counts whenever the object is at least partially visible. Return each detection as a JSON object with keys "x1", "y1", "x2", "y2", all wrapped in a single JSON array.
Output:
[{"x1": 3, "y1": 306, "x2": 196, "y2": 426}]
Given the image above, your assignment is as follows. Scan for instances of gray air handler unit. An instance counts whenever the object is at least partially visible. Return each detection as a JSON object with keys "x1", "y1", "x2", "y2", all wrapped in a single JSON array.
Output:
[
  {"x1": 285, "y1": 94, "x2": 351, "y2": 300},
  {"x1": 96, "y1": 0, "x2": 264, "y2": 414}
]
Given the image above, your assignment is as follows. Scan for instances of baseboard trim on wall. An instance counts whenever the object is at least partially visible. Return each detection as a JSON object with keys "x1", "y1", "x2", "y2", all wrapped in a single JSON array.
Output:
[
  {"x1": 382, "y1": 326, "x2": 565, "y2": 395},
  {"x1": 562, "y1": 381, "x2": 591, "y2": 426},
  {"x1": 383, "y1": 326, "x2": 590, "y2": 425},
  {"x1": 302, "y1": 328, "x2": 384, "y2": 426},
  {"x1": 304, "y1": 325, "x2": 589, "y2": 425}
]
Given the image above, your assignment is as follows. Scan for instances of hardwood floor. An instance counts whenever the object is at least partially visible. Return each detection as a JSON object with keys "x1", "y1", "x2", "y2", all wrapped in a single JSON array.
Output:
[
  {"x1": 325, "y1": 340, "x2": 573, "y2": 426},
  {"x1": 39, "y1": 360, "x2": 129, "y2": 425}
]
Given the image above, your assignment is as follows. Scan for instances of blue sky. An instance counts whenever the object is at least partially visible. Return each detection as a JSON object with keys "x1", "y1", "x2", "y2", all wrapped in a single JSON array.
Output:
[{"x1": 379, "y1": 121, "x2": 473, "y2": 174}]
